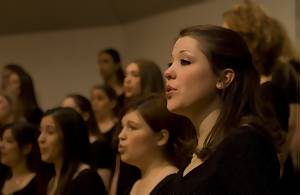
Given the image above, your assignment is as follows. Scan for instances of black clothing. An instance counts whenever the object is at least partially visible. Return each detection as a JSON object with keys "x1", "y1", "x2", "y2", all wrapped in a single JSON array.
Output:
[
  {"x1": 91, "y1": 139, "x2": 114, "y2": 170},
  {"x1": 25, "y1": 107, "x2": 43, "y2": 126},
  {"x1": 260, "y1": 81, "x2": 289, "y2": 131},
  {"x1": 0, "y1": 164, "x2": 8, "y2": 193},
  {"x1": 150, "y1": 174, "x2": 177, "y2": 195},
  {"x1": 162, "y1": 126, "x2": 280, "y2": 195},
  {"x1": 279, "y1": 155, "x2": 300, "y2": 195},
  {"x1": 0, "y1": 176, "x2": 37, "y2": 195},
  {"x1": 117, "y1": 163, "x2": 141, "y2": 195},
  {"x1": 272, "y1": 61, "x2": 299, "y2": 104},
  {"x1": 65, "y1": 169, "x2": 106, "y2": 195}
]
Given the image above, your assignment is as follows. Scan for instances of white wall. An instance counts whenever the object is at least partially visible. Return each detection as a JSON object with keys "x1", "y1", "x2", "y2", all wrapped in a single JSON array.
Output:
[
  {"x1": 0, "y1": 26, "x2": 124, "y2": 109},
  {"x1": 123, "y1": 0, "x2": 297, "y2": 69},
  {"x1": 0, "y1": 0, "x2": 297, "y2": 109}
]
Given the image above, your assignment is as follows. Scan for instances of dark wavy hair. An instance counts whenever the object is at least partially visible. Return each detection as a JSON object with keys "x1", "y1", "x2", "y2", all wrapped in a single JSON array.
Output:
[{"x1": 177, "y1": 25, "x2": 282, "y2": 159}]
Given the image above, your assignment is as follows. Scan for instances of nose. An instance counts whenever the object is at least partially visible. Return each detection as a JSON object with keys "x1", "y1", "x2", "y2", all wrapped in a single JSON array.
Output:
[
  {"x1": 124, "y1": 76, "x2": 131, "y2": 85},
  {"x1": 118, "y1": 128, "x2": 127, "y2": 141},
  {"x1": 164, "y1": 64, "x2": 176, "y2": 80},
  {"x1": 37, "y1": 132, "x2": 45, "y2": 144}
]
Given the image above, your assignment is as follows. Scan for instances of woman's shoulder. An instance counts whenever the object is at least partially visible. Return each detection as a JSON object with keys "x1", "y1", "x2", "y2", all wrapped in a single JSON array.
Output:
[
  {"x1": 150, "y1": 173, "x2": 178, "y2": 195},
  {"x1": 12, "y1": 174, "x2": 37, "y2": 195},
  {"x1": 68, "y1": 167, "x2": 106, "y2": 195}
]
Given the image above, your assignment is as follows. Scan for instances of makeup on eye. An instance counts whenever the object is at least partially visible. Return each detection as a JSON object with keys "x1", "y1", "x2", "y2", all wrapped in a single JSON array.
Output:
[{"x1": 180, "y1": 59, "x2": 191, "y2": 65}]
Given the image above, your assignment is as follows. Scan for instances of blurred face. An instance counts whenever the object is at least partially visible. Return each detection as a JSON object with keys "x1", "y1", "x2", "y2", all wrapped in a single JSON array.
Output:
[
  {"x1": 1, "y1": 69, "x2": 12, "y2": 90},
  {"x1": 4, "y1": 73, "x2": 20, "y2": 97},
  {"x1": 90, "y1": 88, "x2": 114, "y2": 116},
  {"x1": 124, "y1": 63, "x2": 141, "y2": 98},
  {"x1": 38, "y1": 115, "x2": 64, "y2": 163},
  {"x1": 98, "y1": 52, "x2": 117, "y2": 81},
  {"x1": 0, "y1": 129, "x2": 26, "y2": 167},
  {"x1": 164, "y1": 36, "x2": 219, "y2": 116},
  {"x1": 62, "y1": 97, "x2": 82, "y2": 114},
  {"x1": 0, "y1": 95, "x2": 12, "y2": 123},
  {"x1": 118, "y1": 111, "x2": 159, "y2": 166}
]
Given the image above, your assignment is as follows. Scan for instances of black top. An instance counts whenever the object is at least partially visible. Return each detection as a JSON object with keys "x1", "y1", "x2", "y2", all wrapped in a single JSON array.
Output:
[
  {"x1": 117, "y1": 163, "x2": 141, "y2": 195},
  {"x1": 25, "y1": 107, "x2": 43, "y2": 126},
  {"x1": 0, "y1": 176, "x2": 37, "y2": 195},
  {"x1": 150, "y1": 174, "x2": 177, "y2": 195},
  {"x1": 91, "y1": 139, "x2": 114, "y2": 170},
  {"x1": 272, "y1": 61, "x2": 299, "y2": 104},
  {"x1": 65, "y1": 169, "x2": 106, "y2": 195},
  {"x1": 0, "y1": 164, "x2": 7, "y2": 191},
  {"x1": 162, "y1": 126, "x2": 280, "y2": 195},
  {"x1": 260, "y1": 81, "x2": 289, "y2": 131},
  {"x1": 279, "y1": 155, "x2": 300, "y2": 195}
]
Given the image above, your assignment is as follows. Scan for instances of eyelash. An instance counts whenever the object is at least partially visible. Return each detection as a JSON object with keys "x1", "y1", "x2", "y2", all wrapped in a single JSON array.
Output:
[{"x1": 180, "y1": 59, "x2": 191, "y2": 65}]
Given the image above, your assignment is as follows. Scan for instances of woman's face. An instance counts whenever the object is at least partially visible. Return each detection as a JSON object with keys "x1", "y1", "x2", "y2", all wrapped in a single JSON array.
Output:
[
  {"x1": 90, "y1": 88, "x2": 114, "y2": 116},
  {"x1": 164, "y1": 36, "x2": 219, "y2": 117},
  {"x1": 0, "y1": 128, "x2": 27, "y2": 167},
  {"x1": 4, "y1": 73, "x2": 20, "y2": 97},
  {"x1": 118, "y1": 111, "x2": 161, "y2": 166},
  {"x1": 38, "y1": 115, "x2": 64, "y2": 164},
  {"x1": 98, "y1": 52, "x2": 117, "y2": 81},
  {"x1": 61, "y1": 97, "x2": 82, "y2": 114},
  {"x1": 124, "y1": 63, "x2": 141, "y2": 98},
  {"x1": 0, "y1": 95, "x2": 12, "y2": 123}
]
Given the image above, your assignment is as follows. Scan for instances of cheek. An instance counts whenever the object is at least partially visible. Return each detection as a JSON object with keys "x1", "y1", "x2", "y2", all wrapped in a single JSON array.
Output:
[{"x1": 132, "y1": 79, "x2": 142, "y2": 92}]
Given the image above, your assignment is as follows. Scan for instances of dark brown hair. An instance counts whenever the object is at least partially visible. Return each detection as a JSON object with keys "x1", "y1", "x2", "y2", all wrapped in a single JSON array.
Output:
[
  {"x1": 178, "y1": 25, "x2": 281, "y2": 159},
  {"x1": 128, "y1": 59, "x2": 164, "y2": 98},
  {"x1": 122, "y1": 95, "x2": 197, "y2": 168}
]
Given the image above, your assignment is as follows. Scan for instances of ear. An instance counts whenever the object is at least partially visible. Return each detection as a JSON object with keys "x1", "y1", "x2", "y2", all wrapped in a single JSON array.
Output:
[
  {"x1": 22, "y1": 144, "x2": 32, "y2": 156},
  {"x1": 216, "y1": 68, "x2": 235, "y2": 89},
  {"x1": 82, "y1": 112, "x2": 90, "y2": 121},
  {"x1": 156, "y1": 129, "x2": 169, "y2": 147}
]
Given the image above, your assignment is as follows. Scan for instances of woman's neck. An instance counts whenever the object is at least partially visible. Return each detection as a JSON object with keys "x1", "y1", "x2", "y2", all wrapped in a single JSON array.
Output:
[
  {"x1": 106, "y1": 76, "x2": 123, "y2": 96},
  {"x1": 139, "y1": 159, "x2": 177, "y2": 178},
  {"x1": 10, "y1": 160, "x2": 31, "y2": 177},
  {"x1": 95, "y1": 113, "x2": 117, "y2": 133},
  {"x1": 131, "y1": 158, "x2": 177, "y2": 195},
  {"x1": 189, "y1": 99, "x2": 221, "y2": 151},
  {"x1": 53, "y1": 160, "x2": 62, "y2": 179}
]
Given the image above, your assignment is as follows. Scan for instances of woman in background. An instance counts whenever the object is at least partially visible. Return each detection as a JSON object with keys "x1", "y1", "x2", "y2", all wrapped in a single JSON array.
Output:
[
  {"x1": 1, "y1": 64, "x2": 42, "y2": 126},
  {"x1": 118, "y1": 95, "x2": 196, "y2": 195},
  {"x1": 0, "y1": 122, "x2": 43, "y2": 195},
  {"x1": 38, "y1": 107, "x2": 106, "y2": 195},
  {"x1": 62, "y1": 94, "x2": 114, "y2": 191}
]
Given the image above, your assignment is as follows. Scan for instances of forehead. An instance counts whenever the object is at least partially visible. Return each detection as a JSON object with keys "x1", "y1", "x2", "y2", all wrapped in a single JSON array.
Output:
[
  {"x1": 122, "y1": 110, "x2": 144, "y2": 123},
  {"x1": 92, "y1": 88, "x2": 105, "y2": 95},
  {"x1": 2, "y1": 128, "x2": 13, "y2": 138},
  {"x1": 126, "y1": 63, "x2": 139, "y2": 72},
  {"x1": 41, "y1": 115, "x2": 56, "y2": 127},
  {"x1": 98, "y1": 52, "x2": 113, "y2": 60},
  {"x1": 172, "y1": 36, "x2": 203, "y2": 56},
  {"x1": 63, "y1": 97, "x2": 77, "y2": 106}
]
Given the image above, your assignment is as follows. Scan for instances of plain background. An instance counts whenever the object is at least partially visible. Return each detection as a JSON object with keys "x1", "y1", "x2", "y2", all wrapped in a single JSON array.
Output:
[{"x1": 0, "y1": 0, "x2": 298, "y2": 109}]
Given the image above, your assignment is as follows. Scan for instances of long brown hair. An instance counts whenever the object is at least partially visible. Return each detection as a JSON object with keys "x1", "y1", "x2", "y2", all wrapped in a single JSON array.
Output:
[{"x1": 178, "y1": 25, "x2": 282, "y2": 159}]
